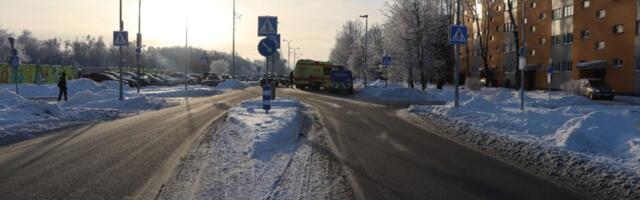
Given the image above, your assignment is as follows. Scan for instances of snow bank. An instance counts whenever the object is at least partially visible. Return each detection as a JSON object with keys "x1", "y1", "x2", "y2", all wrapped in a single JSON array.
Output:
[
  {"x1": 356, "y1": 80, "x2": 450, "y2": 104},
  {"x1": 215, "y1": 80, "x2": 247, "y2": 90},
  {"x1": 141, "y1": 85, "x2": 222, "y2": 98},
  {"x1": 225, "y1": 99, "x2": 305, "y2": 160},
  {"x1": 405, "y1": 87, "x2": 640, "y2": 198},
  {"x1": 0, "y1": 80, "x2": 171, "y2": 145}
]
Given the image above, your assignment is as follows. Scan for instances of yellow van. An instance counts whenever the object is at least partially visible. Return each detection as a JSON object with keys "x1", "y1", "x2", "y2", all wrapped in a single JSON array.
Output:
[{"x1": 293, "y1": 59, "x2": 334, "y2": 90}]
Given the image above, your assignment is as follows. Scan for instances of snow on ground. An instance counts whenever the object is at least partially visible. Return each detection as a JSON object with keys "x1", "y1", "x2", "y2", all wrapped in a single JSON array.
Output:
[
  {"x1": 356, "y1": 80, "x2": 450, "y2": 104},
  {"x1": 215, "y1": 80, "x2": 248, "y2": 90},
  {"x1": 395, "y1": 86, "x2": 640, "y2": 199},
  {"x1": 140, "y1": 85, "x2": 222, "y2": 98},
  {"x1": 157, "y1": 98, "x2": 354, "y2": 200}
]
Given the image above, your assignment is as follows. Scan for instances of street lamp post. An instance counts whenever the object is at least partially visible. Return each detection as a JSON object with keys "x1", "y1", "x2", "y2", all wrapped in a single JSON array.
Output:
[
  {"x1": 118, "y1": 0, "x2": 124, "y2": 100},
  {"x1": 232, "y1": 0, "x2": 236, "y2": 76},
  {"x1": 284, "y1": 39, "x2": 292, "y2": 69},
  {"x1": 136, "y1": 0, "x2": 142, "y2": 94},
  {"x1": 360, "y1": 15, "x2": 368, "y2": 88},
  {"x1": 520, "y1": 0, "x2": 526, "y2": 110},
  {"x1": 454, "y1": 0, "x2": 461, "y2": 108},
  {"x1": 185, "y1": 19, "x2": 189, "y2": 91}
]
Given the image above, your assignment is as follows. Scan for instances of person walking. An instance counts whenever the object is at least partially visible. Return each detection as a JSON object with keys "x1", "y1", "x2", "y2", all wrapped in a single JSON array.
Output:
[
  {"x1": 289, "y1": 71, "x2": 295, "y2": 88},
  {"x1": 57, "y1": 72, "x2": 68, "y2": 101}
]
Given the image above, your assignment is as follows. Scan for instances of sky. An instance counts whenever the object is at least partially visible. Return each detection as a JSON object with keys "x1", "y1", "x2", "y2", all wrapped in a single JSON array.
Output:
[{"x1": 0, "y1": 0, "x2": 386, "y2": 61}]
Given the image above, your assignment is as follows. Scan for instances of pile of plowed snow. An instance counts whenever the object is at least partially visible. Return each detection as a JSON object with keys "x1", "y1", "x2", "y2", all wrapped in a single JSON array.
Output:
[
  {"x1": 215, "y1": 80, "x2": 247, "y2": 90},
  {"x1": 408, "y1": 87, "x2": 640, "y2": 167}
]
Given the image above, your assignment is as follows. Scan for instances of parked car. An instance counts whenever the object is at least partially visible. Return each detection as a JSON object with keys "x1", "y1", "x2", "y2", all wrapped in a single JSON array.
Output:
[
  {"x1": 221, "y1": 74, "x2": 232, "y2": 80},
  {"x1": 575, "y1": 78, "x2": 615, "y2": 100},
  {"x1": 188, "y1": 74, "x2": 203, "y2": 84},
  {"x1": 260, "y1": 74, "x2": 278, "y2": 87},
  {"x1": 82, "y1": 73, "x2": 118, "y2": 82},
  {"x1": 276, "y1": 75, "x2": 290, "y2": 87},
  {"x1": 202, "y1": 74, "x2": 225, "y2": 87}
]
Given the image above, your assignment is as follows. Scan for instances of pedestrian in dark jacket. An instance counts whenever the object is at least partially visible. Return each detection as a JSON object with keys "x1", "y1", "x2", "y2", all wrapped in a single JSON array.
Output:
[{"x1": 57, "y1": 72, "x2": 68, "y2": 101}]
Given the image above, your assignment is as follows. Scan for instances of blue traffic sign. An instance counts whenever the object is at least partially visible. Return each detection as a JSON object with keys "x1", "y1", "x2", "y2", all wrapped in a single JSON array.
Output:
[
  {"x1": 268, "y1": 34, "x2": 281, "y2": 49},
  {"x1": 10, "y1": 57, "x2": 19, "y2": 69},
  {"x1": 201, "y1": 56, "x2": 209, "y2": 65},
  {"x1": 113, "y1": 31, "x2": 129, "y2": 47},
  {"x1": 258, "y1": 38, "x2": 277, "y2": 57},
  {"x1": 449, "y1": 25, "x2": 468, "y2": 45},
  {"x1": 382, "y1": 56, "x2": 392, "y2": 66},
  {"x1": 547, "y1": 67, "x2": 554, "y2": 74},
  {"x1": 258, "y1": 16, "x2": 278, "y2": 36}
]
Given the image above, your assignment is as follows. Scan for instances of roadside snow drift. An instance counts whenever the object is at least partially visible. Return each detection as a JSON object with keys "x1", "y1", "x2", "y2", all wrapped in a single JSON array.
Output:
[
  {"x1": 405, "y1": 87, "x2": 640, "y2": 199},
  {"x1": 357, "y1": 80, "x2": 449, "y2": 104},
  {"x1": 157, "y1": 98, "x2": 354, "y2": 200},
  {"x1": 215, "y1": 80, "x2": 247, "y2": 90},
  {"x1": 0, "y1": 80, "x2": 171, "y2": 145}
]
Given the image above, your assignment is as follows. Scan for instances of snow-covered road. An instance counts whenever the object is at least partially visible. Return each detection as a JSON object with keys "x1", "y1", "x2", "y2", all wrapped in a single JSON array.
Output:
[{"x1": 157, "y1": 99, "x2": 354, "y2": 200}]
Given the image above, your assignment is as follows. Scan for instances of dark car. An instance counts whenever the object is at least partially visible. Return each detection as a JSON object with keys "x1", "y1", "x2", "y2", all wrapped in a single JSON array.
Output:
[
  {"x1": 260, "y1": 74, "x2": 278, "y2": 87},
  {"x1": 202, "y1": 74, "x2": 225, "y2": 87},
  {"x1": 576, "y1": 79, "x2": 615, "y2": 100},
  {"x1": 81, "y1": 73, "x2": 118, "y2": 82},
  {"x1": 221, "y1": 74, "x2": 232, "y2": 80},
  {"x1": 276, "y1": 75, "x2": 290, "y2": 87}
]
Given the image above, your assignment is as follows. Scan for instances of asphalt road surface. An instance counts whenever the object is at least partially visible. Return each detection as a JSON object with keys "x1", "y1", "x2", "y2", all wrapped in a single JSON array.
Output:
[
  {"x1": 0, "y1": 87, "x2": 587, "y2": 200},
  {"x1": 0, "y1": 88, "x2": 259, "y2": 200},
  {"x1": 280, "y1": 88, "x2": 587, "y2": 200}
]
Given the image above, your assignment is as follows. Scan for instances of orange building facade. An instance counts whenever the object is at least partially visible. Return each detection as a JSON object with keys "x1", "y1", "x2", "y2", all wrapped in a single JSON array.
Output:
[{"x1": 462, "y1": 0, "x2": 640, "y2": 95}]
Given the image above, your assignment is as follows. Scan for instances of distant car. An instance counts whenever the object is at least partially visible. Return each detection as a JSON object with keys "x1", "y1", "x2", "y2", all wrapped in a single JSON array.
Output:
[
  {"x1": 202, "y1": 74, "x2": 225, "y2": 87},
  {"x1": 575, "y1": 79, "x2": 615, "y2": 100},
  {"x1": 329, "y1": 66, "x2": 354, "y2": 94},
  {"x1": 221, "y1": 74, "x2": 232, "y2": 80},
  {"x1": 260, "y1": 74, "x2": 278, "y2": 87},
  {"x1": 81, "y1": 73, "x2": 118, "y2": 82},
  {"x1": 276, "y1": 75, "x2": 290, "y2": 87},
  {"x1": 188, "y1": 74, "x2": 203, "y2": 84}
]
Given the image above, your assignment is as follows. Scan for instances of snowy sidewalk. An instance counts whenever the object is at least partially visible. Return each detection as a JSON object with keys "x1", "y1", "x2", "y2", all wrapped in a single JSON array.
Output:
[
  {"x1": 0, "y1": 79, "x2": 248, "y2": 146},
  {"x1": 157, "y1": 98, "x2": 354, "y2": 200},
  {"x1": 399, "y1": 87, "x2": 640, "y2": 199}
]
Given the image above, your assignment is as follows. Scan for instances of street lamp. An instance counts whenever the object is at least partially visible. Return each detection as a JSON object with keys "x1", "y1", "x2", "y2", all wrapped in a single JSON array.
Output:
[
  {"x1": 135, "y1": 0, "x2": 142, "y2": 94},
  {"x1": 360, "y1": 14, "x2": 369, "y2": 88},
  {"x1": 283, "y1": 39, "x2": 292, "y2": 69}
]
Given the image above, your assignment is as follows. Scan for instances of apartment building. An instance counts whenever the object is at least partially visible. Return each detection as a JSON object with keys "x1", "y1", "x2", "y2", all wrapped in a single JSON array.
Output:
[{"x1": 462, "y1": 0, "x2": 640, "y2": 95}]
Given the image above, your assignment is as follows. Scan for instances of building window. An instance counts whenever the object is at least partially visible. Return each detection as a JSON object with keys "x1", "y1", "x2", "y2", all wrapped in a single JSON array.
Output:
[
  {"x1": 581, "y1": 30, "x2": 591, "y2": 39},
  {"x1": 596, "y1": 41, "x2": 606, "y2": 50},
  {"x1": 553, "y1": 8, "x2": 563, "y2": 20},
  {"x1": 597, "y1": 9, "x2": 606, "y2": 19},
  {"x1": 613, "y1": 24, "x2": 624, "y2": 34},
  {"x1": 552, "y1": 35, "x2": 561, "y2": 45},
  {"x1": 540, "y1": 13, "x2": 547, "y2": 20},
  {"x1": 531, "y1": 26, "x2": 536, "y2": 33},
  {"x1": 496, "y1": 5, "x2": 501, "y2": 11},
  {"x1": 530, "y1": 49, "x2": 536, "y2": 56},
  {"x1": 563, "y1": 33, "x2": 574, "y2": 44},
  {"x1": 491, "y1": 36, "x2": 495, "y2": 41},
  {"x1": 564, "y1": 5, "x2": 574, "y2": 17},
  {"x1": 540, "y1": 37, "x2": 547, "y2": 44},
  {"x1": 530, "y1": 1, "x2": 537, "y2": 9},
  {"x1": 612, "y1": 58, "x2": 623, "y2": 68},
  {"x1": 582, "y1": 0, "x2": 590, "y2": 8}
]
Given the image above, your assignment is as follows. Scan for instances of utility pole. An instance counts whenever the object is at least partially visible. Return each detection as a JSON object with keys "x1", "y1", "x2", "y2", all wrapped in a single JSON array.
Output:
[
  {"x1": 118, "y1": 0, "x2": 124, "y2": 100},
  {"x1": 454, "y1": 0, "x2": 461, "y2": 109},
  {"x1": 232, "y1": 0, "x2": 237, "y2": 76},
  {"x1": 284, "y1": 39, "x2": 292, "y2": 69},
  {"x1": 520, "y1": 0, "x2": 526, "y2": 110},
  {"x1": 360, "y1": 15, "x2": 369, "y2": 88},
  {"x1": 185, "y1": 19, "x2": 189, "y2": 91},
  {"x1": 136, "y1": 0, "x2": 142, "y2": 94}
]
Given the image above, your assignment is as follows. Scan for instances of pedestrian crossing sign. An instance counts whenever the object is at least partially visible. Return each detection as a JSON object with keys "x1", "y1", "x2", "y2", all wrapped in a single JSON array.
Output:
[
  {"x1": 449, "y1": 25, "x2": 468, "y2": 45},
  {"x1": 113, "y1": 31, "x2": 129, "y2": 47},
  {"x1": 258, "y1": 16, "x2": 278, "y2": 36}
]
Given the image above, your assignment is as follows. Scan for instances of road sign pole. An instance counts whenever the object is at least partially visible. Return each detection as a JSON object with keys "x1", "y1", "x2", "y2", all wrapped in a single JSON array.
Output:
[
  {"x1": 118, "y1": 0, "x2": 124, "y2": 101},
  {"x1": 454, "y1": 0, "x2": 462, "y2": 109},
  {"x1": 136, "y1": 0, "x2": 142, "y2": 94},
  {"x1": 13, "y1": 57, "x2": 19, "y2": 95},
  {"x1": 520, "y1": 0, "x2": 526, "y2": 111}
]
